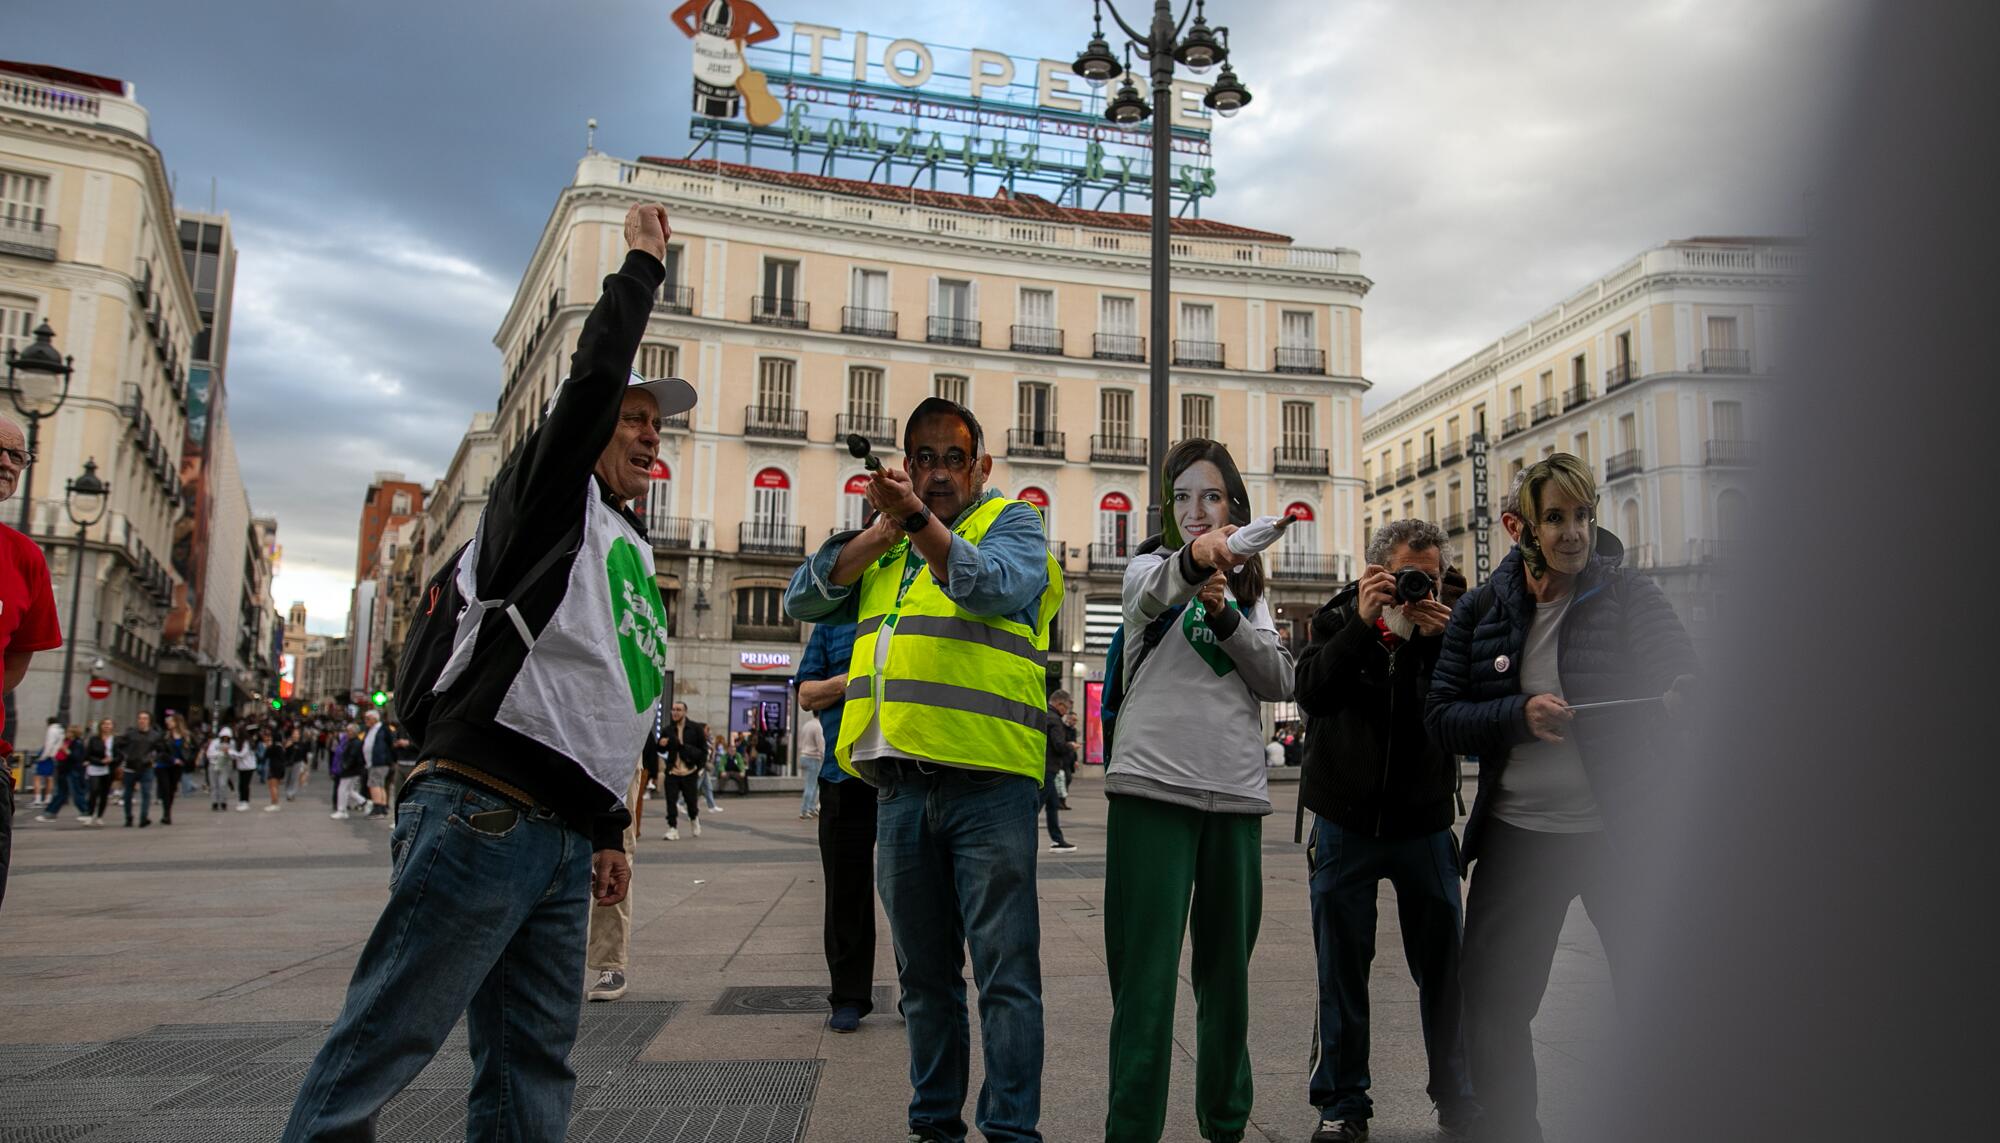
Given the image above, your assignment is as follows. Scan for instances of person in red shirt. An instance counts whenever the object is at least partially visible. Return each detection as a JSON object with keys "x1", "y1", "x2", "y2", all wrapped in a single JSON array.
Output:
[{"x1": 0, "y1": 414, "x2": 64, "y2": 911}]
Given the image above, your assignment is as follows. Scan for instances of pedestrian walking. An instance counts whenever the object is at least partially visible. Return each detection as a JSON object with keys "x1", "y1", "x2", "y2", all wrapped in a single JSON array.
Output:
[
  {"x1": 329, "y1": 722, "x2": 368, "y2": 818},
  {"x1": 283, "y1": 725, "x2": 307, "y2": 800},
  {"x1": 1041, "y1": 693, "x2": 1076, "y2": 853},
  {"x1": 796, "y1": 702, "x2": 822, "y2": 819},
  {"x1": 155, "y1": 712, "x2": 190, "y2": 824},
  {"x1": 657, "y1": 701, "x2": 706, "y2": 840},
  {"x1": 257, "y1": 727, "x2": 286, "y2": 811},
  {"x1": 36, "y1": 724, "x2": 89, "y2": 822},
  {"x1": 794, "y1": 619, "x2": 875, "y2": 1033},
  {"x1": 31, "y1": 715, "x2": 61, "y2": 805},
  {"x1": 117, "y1": 712, "x2": 164, "y2": 827},
  {"x1": 1101, "y1": 439, "x2": 1294, "y2": 1143},
  {"x1": 1294, "y1": 519, "x2": 1478, "y2": 1142},
  {"x1": 587, "y1": 734, "x2": 652, "y2": 1003},
  {"x1": 1425, "y1": 454, "x2": 1699, "y2": 1143},
  {"x1": 360, "y1": 709, "x2": 393, "y2": 817},
  {"x1": 83, "y1": 718, "x2": 118, "y2": 825},
  {"x1": 282, "y1": 203, "x2": 678, "y2": 1141},
  {"x1": 0, "y1": 413, "x2": 63, "y2": 905},
  {"x1": 205, "y1": 726, "x2": 235, "y2": 810},
  {"x1": 232, "y1": 727, "x2": 259, "y2": 810},
  {"x1": 785, "y1": 395, "x2": 1063, "y2": 1142}
]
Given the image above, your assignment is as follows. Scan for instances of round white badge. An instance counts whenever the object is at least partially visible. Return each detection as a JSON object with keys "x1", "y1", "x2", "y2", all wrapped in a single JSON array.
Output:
[{"x1": 1494, "y1": 654, "x2": 1512, "y2": 674}]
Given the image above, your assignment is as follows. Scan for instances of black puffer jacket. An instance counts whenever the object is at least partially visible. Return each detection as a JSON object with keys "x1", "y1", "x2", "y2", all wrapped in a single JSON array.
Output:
[
  {"x1": 1294, "y1": 581, "x2": 1457, "y2": 840},
  {"x1": 1424, "y1": 532, "x2": 1697, "y2": 864}
]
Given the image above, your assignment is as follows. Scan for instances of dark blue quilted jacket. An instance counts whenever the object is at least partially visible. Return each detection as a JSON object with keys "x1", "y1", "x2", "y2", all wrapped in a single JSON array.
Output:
[{"x1": 1424, "y1": 532, "x2": 1698, "y2": 865}]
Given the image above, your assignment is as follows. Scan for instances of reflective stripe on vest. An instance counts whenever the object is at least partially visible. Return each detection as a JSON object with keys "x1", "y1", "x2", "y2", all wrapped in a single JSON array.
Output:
[{"x1": 835, "y1": 495, "x2": 1064, "y2": 782}]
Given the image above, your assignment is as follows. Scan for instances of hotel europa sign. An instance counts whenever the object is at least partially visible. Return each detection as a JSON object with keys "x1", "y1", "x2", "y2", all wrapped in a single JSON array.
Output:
[{"x1": 670, "y1": 0, "x2": 1219, "y2": 208}]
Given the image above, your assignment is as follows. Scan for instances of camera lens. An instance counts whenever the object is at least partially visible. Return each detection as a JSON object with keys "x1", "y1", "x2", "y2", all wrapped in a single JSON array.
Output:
[{"x1": 1394, "y1": 568, "x2": 1435, "y2": 603}]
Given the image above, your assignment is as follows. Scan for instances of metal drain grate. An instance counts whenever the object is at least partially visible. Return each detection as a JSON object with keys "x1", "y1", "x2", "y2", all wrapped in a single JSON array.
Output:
[
  {"x1": 29, "y1": 1035, "x2": 295, "y2": 1078},
  {"x1": 78, "y1": 1109, "x2": 292, "y2": 1142},
  {"x1": 709, "y1": 985, "x2": 896, "y2": 1016},
  {"x1": 0, "y1": 1077, "x2": 205, "y2": 1126},
  {"x1": 585, "y1": 1060, "x2": 822, "y2": 1109},
  {"x1": 152, "y1": 1063, "x2": 313, "y2": 1108},
  {"x1": 0, "y1": 1043, "x2": 87, "y2": 1075},
  {"x1": 565, "y1": 1104, "x2": 810, "y2": 1143},
  {"x1": 249, "y1": 1027, "x2": 336, "y2": 1064},
  {"x1": 404, "y1": 1051, "x2": 476, "y2": 1090},
  {"x1": 0, "y1": 1125, "x2": 103, "y2": 1143},
  {"x1": 130, "y1": 1021, "x2": 331, "y2": 1041}
]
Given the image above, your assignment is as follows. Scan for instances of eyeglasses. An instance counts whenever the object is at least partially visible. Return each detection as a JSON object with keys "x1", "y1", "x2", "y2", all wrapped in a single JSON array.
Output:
[
  {"x1": 0, "y1": 448, "x2": 36, "y2": 468},
  {"x1": 618, "y1": 412, "x2": 670, "y2": 432},
  {"x1": 909, "y1": 449, "x2": 971, "y2": 472}
]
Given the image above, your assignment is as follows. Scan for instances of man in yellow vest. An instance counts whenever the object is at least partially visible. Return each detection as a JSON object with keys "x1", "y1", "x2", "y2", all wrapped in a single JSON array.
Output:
[{"x1": 786, "y1": 397, "x2": 1063, "y2": 1143}]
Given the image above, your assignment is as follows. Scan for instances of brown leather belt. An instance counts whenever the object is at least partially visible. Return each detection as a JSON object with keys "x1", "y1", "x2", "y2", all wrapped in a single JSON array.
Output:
[{"x1": 406, "y1": 758, "x2": 541, "y2": 814}]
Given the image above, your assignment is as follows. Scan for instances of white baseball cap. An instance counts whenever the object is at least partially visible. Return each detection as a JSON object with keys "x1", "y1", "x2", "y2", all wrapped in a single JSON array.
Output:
[{"x1": 547, "y1": 370, "x2": 697, "y2": 419}]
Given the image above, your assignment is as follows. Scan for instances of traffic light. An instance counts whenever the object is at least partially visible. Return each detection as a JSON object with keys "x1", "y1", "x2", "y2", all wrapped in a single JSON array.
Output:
[
  {"x1": 370, "y1": 690, "x2": 388, "y2": 707},
  {"x1": 270, "y1": 698, "x2": 283, "y2": 711}
]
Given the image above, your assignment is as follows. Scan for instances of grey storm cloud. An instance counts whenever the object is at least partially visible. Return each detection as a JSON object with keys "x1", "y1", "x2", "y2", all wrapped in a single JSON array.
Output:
[{"x1": 11, "y1": 0, "x2": 1860, "y2": 628}]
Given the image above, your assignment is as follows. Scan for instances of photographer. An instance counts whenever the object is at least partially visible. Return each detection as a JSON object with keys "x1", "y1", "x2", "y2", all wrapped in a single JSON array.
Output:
[
  {"x1": 1293, "y1": 520, "x2": 1477, "y2": 1142},
  {"x1": 1424, "y1": 454, "x2": 1697, "y2": 1143}
]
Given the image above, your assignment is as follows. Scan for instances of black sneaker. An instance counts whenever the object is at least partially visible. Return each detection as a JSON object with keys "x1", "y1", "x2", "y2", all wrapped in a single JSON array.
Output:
[
  {"x1": 1311, "y1": 1120, "x2": 1367, "y2": 1143},
  {"x1": 1437, "y1": 1100, "x2": 1479, "y2": 1138}
]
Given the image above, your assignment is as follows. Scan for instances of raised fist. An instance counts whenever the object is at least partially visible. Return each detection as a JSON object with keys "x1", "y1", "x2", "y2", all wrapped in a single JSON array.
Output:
[{"x1": 624, "y1": 203, "x2": 670, "y2": 262}]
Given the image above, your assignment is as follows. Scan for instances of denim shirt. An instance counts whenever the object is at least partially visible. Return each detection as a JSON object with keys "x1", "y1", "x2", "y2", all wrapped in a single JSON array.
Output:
[
  {"x1": 794, "y1": 620, "x2": 857, "y2": 784},
  {"x1": 783, "y1": 489, "x2": 1048, "y2": 629}
]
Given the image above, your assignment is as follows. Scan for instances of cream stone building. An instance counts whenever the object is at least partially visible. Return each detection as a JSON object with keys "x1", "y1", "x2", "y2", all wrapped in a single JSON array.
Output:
[
  {"x1": 1361, "y1": 237, "x2": 1799, "y2": 638},
  {"x1": 490, "y1": 153, "x2": 1371, "y2": 746},
  {"x1": 2, "y1": 62, "x2": 193, "y2": 726},
  {"x1": 419, "y1": 410, "x2": 500, "y2": 586}
]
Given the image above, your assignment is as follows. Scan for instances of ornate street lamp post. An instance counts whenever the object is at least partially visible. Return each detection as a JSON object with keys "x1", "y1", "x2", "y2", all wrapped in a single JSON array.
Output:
[
  {"x1": 1075, "y1": 0, "x2": 1251, "y2": 535},
  {"x1": 5, "y1": 319, "x2": 76, "y2": 533},
  {"x1": 54, "y1": 459, "x2": 109, "y2": 727}
]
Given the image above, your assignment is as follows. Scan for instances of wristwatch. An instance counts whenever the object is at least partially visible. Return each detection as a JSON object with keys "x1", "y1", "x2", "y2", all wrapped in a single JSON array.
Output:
[{"x1": 900, "y1": 506, "x2": 933, "y2": 534}]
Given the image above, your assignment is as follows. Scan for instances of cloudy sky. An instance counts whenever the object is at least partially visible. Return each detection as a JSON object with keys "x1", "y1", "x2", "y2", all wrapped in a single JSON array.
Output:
[{"x1": 16, "y1": 0, "x2": 1860, "y2": 632}]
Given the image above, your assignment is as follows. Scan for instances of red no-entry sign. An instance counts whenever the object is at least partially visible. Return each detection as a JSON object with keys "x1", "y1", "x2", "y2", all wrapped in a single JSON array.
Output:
[{"x1": 86, "y1": 678, "x2": 112, "y2": 700}]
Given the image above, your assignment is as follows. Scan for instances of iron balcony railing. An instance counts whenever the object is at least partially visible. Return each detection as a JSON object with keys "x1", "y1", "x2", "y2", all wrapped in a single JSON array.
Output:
[
  {"x1": 1605, "y1": 360, "x2": 1639, "y2": 391},
  {"x1": 1007, "y1": 427, "x2": 1066, "y2": 460},
  {"x1": 926, "y1": 315, "x2": 981, "y2": 347},
  {"x1": 1173, "y1": 339, "x2": 1225, "y2": 368},
  {"x1": 1444, "y1": 512, "x2": 1467, "y2": 534},
  {"x1": 1374, "y1": 472, "x2": 1396, "y2": 495},
  {"x1": 1440, "y1": 439, "x2": 1465, "y2": 466},
  {"x1": 743, "y1": 405, "x2": 808, "y2": 440},
  {"x1": 1269, "y1": 553, "x2": 1343, "y2": 582},
  {"x1": 1087, "y1": 543, "x2": 1132, "y2": 572},
  {"x1": 750, "y1": 295, "x2": 808, "y2": 328},
  {"x1": 733, "y1": 620, "x2": 802, "y2": 642},
  {"x1": 1694, "y1": 539, "x2": 1737, "y2": 564},
  {"x1": 1417, "y1": 450, "x2": 1439, "y2": 476},
  {"x1": 1563, "y1": 384, "x2": 1593, "y2": 411},
  {"x1": 1274, "y1": 346, "x2": 1327, "y2": 374},
  {"x1": 841, "y1": 306, "x2": 898, "y2": 338},
  {"x1": 661, "y1": 410, "x2": 690, "y2": 432},
  {"x1": 0, "y1": 215, "x2": 57, "y2": 261},
  {"x1": 738, "y1": 522, "x2": 806, "y2": 558},
  {"x1": 644, "y1": 513, "x2": 701, "y2": 552},
  {"x1": 1093, "y1": 333, "x2": 1145, "y2": 362},
  {"x1": 836, "y1": 413, "x2": 898, "y2": 450},
  {"x1": 1010, "y1": 325, "x2": 1063, "y2": 354},
  {"x1": 1089, "y1": 434, "x2": 1147, "y2": 465},
  {"x1": 657, "y1": 284, "x2": 695, "y2": 315},
  {"x1": 1501, "y1": 412, "x2": 1529, "y2": 437},
  {"x1": 1705, "y1": 438, "x2": 1756, "y2": 466},
  {"x1": 1531, "y1": 397, "x2": 1560, "y2": 424},
  {"x1": 1047, "y1": 540, "x2": 1069, "y2": 566},
  {"x1": 1274, "y1": 447, "x2": 1330, "y2": 476},
  {"x1": 1606, "y1": 448, "x2": 1644, "y2": 480},
  {"x1": 1395, "y1": 462, "x2": 1417, "y2": 485},
  {"x1": 1701, "y1": 348, "x2": 1751, "y2": 374}
]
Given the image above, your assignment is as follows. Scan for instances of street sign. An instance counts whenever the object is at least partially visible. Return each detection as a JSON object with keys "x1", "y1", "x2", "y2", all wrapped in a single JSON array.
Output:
[
  {"x1": 1470, "y1": 433, "x2": 1492, "y2": 582},
  {"x1": 86, "y1": 678, "x2": 112, "y2": 701}
]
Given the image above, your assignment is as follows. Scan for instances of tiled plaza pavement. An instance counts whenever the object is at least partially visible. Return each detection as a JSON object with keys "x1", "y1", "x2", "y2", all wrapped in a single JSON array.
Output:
[{"x1": 1, "y1": 767, "x2": 1610, "y2": 1141}]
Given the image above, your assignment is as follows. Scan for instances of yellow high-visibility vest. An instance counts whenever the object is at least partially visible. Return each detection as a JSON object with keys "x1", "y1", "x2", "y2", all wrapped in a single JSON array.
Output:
[{"x1": 834, "y1": 496, "x2": 1064, "y2": 782}]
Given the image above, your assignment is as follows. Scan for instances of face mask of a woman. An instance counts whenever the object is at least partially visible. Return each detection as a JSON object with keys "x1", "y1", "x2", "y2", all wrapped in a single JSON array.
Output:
[
  {"x1": 1173, "y1": 460, "x2": 1230, "y2": 543},
  {"x1": 1530, "y1": 495, "x2": 1596, "y2": 576}
]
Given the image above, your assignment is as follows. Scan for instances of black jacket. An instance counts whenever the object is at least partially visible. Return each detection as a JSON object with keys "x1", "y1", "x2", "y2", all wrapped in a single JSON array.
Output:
[
  {"x1": 1294, "y1": 582, "x2": 1458, "y2": 840},
  {"x1": 116, "y1": 726, "x2": 163, "y2": 768},
  {"x1": 419, "y1": 249, "x2": 664, "y2": 852},
  {"x1": 663, "y1": 719, "x2": 709, "y2": 773},
  {"x1": 1424, "y1": 533, "x2": 1698, "y2": 865}
]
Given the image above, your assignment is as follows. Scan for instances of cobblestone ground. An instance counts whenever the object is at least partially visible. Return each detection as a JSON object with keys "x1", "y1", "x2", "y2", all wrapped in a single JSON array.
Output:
[{"x1": 1, "y1": 766, "x2": 1608, "y2": 1141}]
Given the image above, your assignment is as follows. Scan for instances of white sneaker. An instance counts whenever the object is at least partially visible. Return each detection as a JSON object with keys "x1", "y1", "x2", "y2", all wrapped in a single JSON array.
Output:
[
  {"x1": 75, "y1": 815, "x2": 92, "y2": 825},
  {"x1": 692, "y1": 819, "x2": 702, "y2": 837},
  {"x1": 35, "y1": 814, "x2": 56, "y2": 822},
  {"x1": 331, "y1": 811, "x2": 350, "y2": 820},
  {"x1": 264, "y1": 804, "x2": 281, "y2": 812},
  {"x1": 662, "y1": 827, "x2": 680, "y2": 840},
  {"x1": 707, "y1": 803, "x2": 723, "y2": 813},
  {"x1": 236, "y1": 802, "x2": 249, "y2": 812}
]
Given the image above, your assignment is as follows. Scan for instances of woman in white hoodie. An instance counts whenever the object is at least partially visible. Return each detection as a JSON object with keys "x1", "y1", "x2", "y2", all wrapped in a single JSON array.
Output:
[{"x1": 1102, "y1": 439, "x2": 1296, "y2": 1143}]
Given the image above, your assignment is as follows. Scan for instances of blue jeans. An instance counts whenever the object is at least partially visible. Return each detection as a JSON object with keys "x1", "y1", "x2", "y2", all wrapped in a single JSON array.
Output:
[
  {"x1": 875, "y1": 763, "x2": 1043, "y2": 1143},
  {"x1": 121, "y1": 767, "x2": 155, "y2": 824},
  {"x1": 282, "y1": 774, "x2": 593, "y2": 1142},
  {"x1": 44, "y1": 767, "x2": 89, "y2": 817},
  {"x1": 799, "y1": 768, "x2": 821, "y2": 815},
  {"x1": 1306, "y1": 817, "x2": 1474, "y2": 1122}
]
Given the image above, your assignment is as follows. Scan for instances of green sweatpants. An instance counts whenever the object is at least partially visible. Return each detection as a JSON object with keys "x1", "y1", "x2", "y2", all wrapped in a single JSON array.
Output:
[{"x1": 1104, "y1": 793, "x2": 1264, "y2": 1142}]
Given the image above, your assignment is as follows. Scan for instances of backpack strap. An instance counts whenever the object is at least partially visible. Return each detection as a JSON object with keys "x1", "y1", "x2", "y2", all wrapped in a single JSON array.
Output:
[{"x1": 469, "y1": 515, "x2": 585, "y2": 649}]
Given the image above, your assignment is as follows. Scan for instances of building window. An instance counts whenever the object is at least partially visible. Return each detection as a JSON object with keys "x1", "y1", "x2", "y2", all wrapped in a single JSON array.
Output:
[
  {"x1": 734, "y1": 585, "x2": 787, "y2": 628},
  {"x1": 846, "y1": 366, "x2": 884, "y2": 421},
  {"x1": 1084, "y1": 596, "x2": 1122, "y2": 653},
  {"x1": 1707, "y1": 315, "x2": 1738, "y2": 350},
  {"x1": 1508, "y1": 388, "x2": 1523, "y2": 416},
  {"x1": 1179, "y1": 301, "x2": 1216, "y2": 343},
  {"x1": 0, "y1": 293, "x2": 37, "y2": 359},
  {"x1": 1445, "y1": 416, "x2": 1460, "y2": 445},
  {"x1": 1619, "y1": 412, "x2": 1638, "y2": 452},
  {"x1": 933, "y1": 277, "x2": 974, "y2": 320},
  {"x1": 756, "y1": 358, "x2": 795, "y2": 411},
  {"x1": 1537, "y1": 370, "x2": 1553, "y2": 402},
  {"x1": 1180, "y1": 393, "x2": 1214, "y2": 441},
  {"x1": 660, "y1": 245, "x2": 683, "y2": 291},
  {"x1": 643, "y1": 462, "x2": 673, "y2": 530},
  {"x1": 1423, "y1": 489, "x2": 1437, "y2": 521},
  {"x1": 1018, "y1": 381, "x2": 1057, "y2": 433},
  {"x1": 638, "y1": 342, "x2": 677, "y2": 379},
  {"x1": 933, "y1": 373, "x2": 969, "y2": 405},
  {"x1": 1100, "y1": 388, "x2": 1134, "y2": 438},
  {"x1": 841, "y1": 473, "x2": 870, "y2": 531},
  {"x1": 751, "y1": 467, "x2": 792, "y2": 527},
  {"x1": 763, "y1": 258, "x2": 799, "y2": 305},
  {"x1": 1276, "y1": 502, "x2": 1317, "y2": 574},
  {"x1": 1448, "y1": 482, "x2": 1461, "y2": 516},
  {"x1": 851, "y1": 266, "x2": 888, "y2": 310},
  {"x1": 0, "y1": 170, "x2": 49, "y2": 230},
  {"x1": 1279, "y1": 310, "x2": 1315, "y2": 348},
  {"x1": 1097, "y1": 492, "x2": 1135, "y2": 556},
  {"x1": 1473, "y1": 404, "x2": 1488, "y2": 436},
  {"x1": 1573, "y1": 431, "x2": 1590, "y2": 467},
  {"x1": 1281, "y1": 401, "x2": 1314, "y2": 451},
  {"x1": 1571, "y1": 354, "x2": 1587, "y2": 391},
  {"x1": 1615, "y1": 329, "x2": 1633, "y2": 369},
  {"x1": 1713, "y1": 400, "x2": 1744, "y2": 440},
  {"x1": 1018, "y1": 287, "x2": 1054, "y2": 329},
  {"x1": 1100, "y1": 295, "x2": 1137, "y2": 336},
  {"x1": 391, "y1": 492, "x2": 411, "y2": 516}
]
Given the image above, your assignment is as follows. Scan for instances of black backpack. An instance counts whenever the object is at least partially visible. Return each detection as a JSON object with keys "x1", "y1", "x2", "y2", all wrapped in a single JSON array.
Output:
[
  {"x1": 393, "y1": 522, "x2": 579, "y2": 748},
  {"x1": 1098, "y1": 536, "x2": 1178, "y2": 761}
]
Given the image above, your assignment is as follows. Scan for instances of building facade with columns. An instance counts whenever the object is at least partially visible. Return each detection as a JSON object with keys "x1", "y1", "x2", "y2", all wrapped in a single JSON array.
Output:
[
  {"x1": 490, "y1": 153, "x2": 1370, "y2": 751},
  {"x1": 1361, "y1": 237, "x2": 1799, "y2": 642},
  {"x1": 2, "y1": 61, "x2": 193, "y2": 728}
]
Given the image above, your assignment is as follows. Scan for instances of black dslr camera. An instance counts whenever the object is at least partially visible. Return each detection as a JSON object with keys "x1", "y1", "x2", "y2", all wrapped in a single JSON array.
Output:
[{"x1": 1393, "y1": 567, "x2": 1436, "y2": 604}]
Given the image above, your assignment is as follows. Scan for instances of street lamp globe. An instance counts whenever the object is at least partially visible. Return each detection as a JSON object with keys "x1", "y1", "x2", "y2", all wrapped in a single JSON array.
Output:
[
  {"x1": 1203, "y1": 61, "x2": 1252, "y2": 118},
  {"x1": 1175, "y1": 3, "x2": 1225, "y2": 75},
  {"x1": 5, "y1": 319, "x2": 74, "y2": 419},
  {"x1": 1106, "y1": 74, "x2": 1152, "y2": 126},
  {"x1": 65, "y1": 458, "x2": 109, "y2": 527},
  {"x1": 1072, "y1": 2, "x2": 1123, "y2": 89}
]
